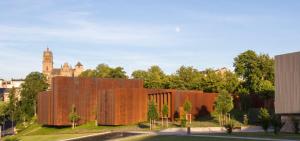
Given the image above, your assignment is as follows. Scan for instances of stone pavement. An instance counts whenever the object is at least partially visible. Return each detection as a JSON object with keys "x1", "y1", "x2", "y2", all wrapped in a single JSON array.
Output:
[{"x1": 159, "y1": 126, "x2": 264, "y2": 135}]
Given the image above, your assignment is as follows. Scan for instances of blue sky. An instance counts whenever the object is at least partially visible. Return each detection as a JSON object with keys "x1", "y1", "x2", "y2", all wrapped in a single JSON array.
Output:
[{"x1": 0, "y1": 0, "x2": 300, "y2": 79}]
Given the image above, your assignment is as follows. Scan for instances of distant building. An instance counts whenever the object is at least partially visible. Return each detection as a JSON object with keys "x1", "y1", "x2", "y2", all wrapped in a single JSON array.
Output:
[
  {"x1": 215, "y1": 67, "x2": 230, "y2": 75},
  {"x1": 0, "y1": 79, "x2": 4, "y2": 88},
  {"x1": 42, "y1": 48, "x2": 84, "y2": 85},
  {"x1": 0, "y1": 79, "x2": 24, "y2": 102},
  {"x1": 275, "y1": 51, "x2": 300, "y2": 132}
]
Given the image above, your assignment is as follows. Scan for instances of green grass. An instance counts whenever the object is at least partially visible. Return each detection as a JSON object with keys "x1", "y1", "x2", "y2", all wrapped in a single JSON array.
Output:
[
  {"x1": 16, "y1": 133, "x2": 92, "y2": 141},
  {"x1": 2, "y1": 119, "x2": 233, "y2": 141},
  {"x1": 123, "y1": 133, "x2": 300, "y2": 141},
  {"x1": 4, "y1": 121, "x2": 150, "y2": 141},
  {"x1": 122, "y1": 135, "x2": 247, "y2": 141},
  {"x1": 208, "y1": 132, "x2": 300, "y2": 140}
]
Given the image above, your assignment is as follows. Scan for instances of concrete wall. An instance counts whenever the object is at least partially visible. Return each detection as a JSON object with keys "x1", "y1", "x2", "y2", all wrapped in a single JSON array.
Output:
[
  {"x1": 275, "y1": 51, "x2": 300, "y2": 132},
  {"x1": 275, "y1": 52, "x2": 300, "y2": 114}
]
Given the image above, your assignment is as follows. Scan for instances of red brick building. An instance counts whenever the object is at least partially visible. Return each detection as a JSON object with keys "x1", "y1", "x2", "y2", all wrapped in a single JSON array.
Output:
[{"x1": 38, "y1": 77, "x2": 217, "y2": 126}]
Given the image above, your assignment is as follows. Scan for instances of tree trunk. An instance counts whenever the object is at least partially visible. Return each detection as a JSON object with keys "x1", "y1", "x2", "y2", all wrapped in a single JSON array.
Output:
[
  {"x1": 12, "y1": 115, "x2": 14, "y2": 135},
  {"x1": 166, "y1": 118, "x2": 168, "y2": 128},
  {"x1": 149, "y1": 119, "x2": 152, "y2": 130},
  {"x1": 0, "y1": 125, "x2": 2, "y2": 140},
  {"x1": 72, "y1": 120, "x2": 75, "y2": 129},
  {"x1": 34, "y1": 102, "x2": 37, "y2": 117}
]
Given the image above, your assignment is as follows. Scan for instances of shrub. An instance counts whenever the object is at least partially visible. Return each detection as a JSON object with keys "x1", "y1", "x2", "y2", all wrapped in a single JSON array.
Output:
[
  {"x1": 258, "y1": 108, "x2": 270, "y2": 133},
  {"x1": 229, "y1": 109, "x2": 245, "y2": 122},
  {"x1": 271, "y1": 115, "x2": 284, "y2": 134},
  {"x1": 181, "y1": 119, "x2": 187, "y2": 127},
  {"x1": 4, "y1": 136, "x2": 20, "y2": 141},
  {"x1": 248, "y1": 108, "x2": 260, "y2": 124},
  {"x1": 292, "y1": 118, "x2": 299, "y2": 134},
  {"x1": 224, "y1": 120, "x2": 235, "y2": 134}
]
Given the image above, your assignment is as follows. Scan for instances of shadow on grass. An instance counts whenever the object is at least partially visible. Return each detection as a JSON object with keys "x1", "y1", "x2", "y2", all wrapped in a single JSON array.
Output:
[{"x1": 137, "y1": 123, "x2": 149, "y2": 129}]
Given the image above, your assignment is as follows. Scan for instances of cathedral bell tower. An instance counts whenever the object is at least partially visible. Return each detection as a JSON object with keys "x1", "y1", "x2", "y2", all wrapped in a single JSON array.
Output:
[{"x1": 42, "y1": 48, "x2": 53, "y2": 81}]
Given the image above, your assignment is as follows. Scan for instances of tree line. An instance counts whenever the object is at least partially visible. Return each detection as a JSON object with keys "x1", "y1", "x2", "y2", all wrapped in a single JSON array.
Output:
[{"x1": 80, "y1": 50, "x2": 275, "y2": 97}]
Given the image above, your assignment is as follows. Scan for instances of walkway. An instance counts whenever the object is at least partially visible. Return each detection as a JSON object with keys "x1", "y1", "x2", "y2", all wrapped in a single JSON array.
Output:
[{"x1": 159, "y1": 126, "x2": 264, "y2": 135}]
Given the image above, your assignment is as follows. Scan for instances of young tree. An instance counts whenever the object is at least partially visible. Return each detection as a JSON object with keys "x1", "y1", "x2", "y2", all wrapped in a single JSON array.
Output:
[
  {"x1": 183, "y1": 99, "x2": 192, "y2": 125},
  {"x1": 258, "y1": 108, "x2": 270, "y2": 133},
  {"x1": 215, "y1": 90, "x2": 233, "y2": 115},
  {"x1": 214, "y1": 90, "x2": 234, "y2": 126},
  {"x1": 161, "y1": 104, "x2": 169, "y2": 127},
  {"x1": 68, "y1": 104, "x2": 80, "y2": 129},
  {"x1": 147, "y1": 100, "x2": 158, "y2": 130},
  {"x1": 20, "y1": 72, "x2": 48, "y2": 121}
]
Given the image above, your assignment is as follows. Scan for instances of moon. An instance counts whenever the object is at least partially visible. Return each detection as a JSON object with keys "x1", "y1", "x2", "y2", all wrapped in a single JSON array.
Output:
[{"x1": 175, "y1": 26, "x2": 181, "y2": 33}]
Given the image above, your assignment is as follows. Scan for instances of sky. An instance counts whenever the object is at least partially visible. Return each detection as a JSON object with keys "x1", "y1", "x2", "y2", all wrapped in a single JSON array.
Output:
[{"x1": 0, "y1": 0, "x2": 300, "y2": 79}]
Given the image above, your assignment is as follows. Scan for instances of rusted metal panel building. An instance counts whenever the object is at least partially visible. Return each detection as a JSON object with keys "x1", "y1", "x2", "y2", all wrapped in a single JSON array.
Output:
[
  {"x1": 38, "y1": 77, "x2": 217, "y2": 126},
  {"x1": 147, "y1": 89, "x2": 217, "y2": 120},
  {"x1": 275, "y1": 51, "x2": 300, "y2": 132}
]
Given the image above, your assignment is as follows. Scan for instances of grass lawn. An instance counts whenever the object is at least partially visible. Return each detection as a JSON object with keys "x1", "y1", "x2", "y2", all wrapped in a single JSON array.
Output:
[
  {"x1": 17, "y1": 133, "x2": 92, "y2": 141},
  {"x1": 4, "y1": 121, "x2": 149, "y2": 141},
  {"x1": 2, "y1": 118, "x2": 230, "y2": 141},
  {"x1": 209, "y1": 132, "x2": 300, "y2": 140},
  {"x1": 123, "y1": 133, "x2": 300, "y2": 141},
  {"x1": 122, "y1": 135, "x2": 248, "y2": 141}
]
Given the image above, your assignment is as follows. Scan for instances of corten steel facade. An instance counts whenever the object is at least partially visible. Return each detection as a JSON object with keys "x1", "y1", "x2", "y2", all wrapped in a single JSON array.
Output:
[
  {"x1": 38, "y1": 77, "x2": 218, "y2": 126},
  {"x1": 38, "y1": 77, "x2": 146, "y2": 126},
  {"x1": 147, "y1": 89, "x2": 217, "y2": 120}
]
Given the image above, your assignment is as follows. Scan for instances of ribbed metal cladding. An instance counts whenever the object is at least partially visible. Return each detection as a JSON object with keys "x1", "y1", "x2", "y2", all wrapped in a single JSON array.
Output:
[
  {"x1": 37, "y1": 77, "x2": 147, "y2": 126},
  {"x1": 147, "y1": 89, "x2": 218, "y2": 120},
  {"x1": 37, "y1": 77, "x2": 218, "y2": 126}
]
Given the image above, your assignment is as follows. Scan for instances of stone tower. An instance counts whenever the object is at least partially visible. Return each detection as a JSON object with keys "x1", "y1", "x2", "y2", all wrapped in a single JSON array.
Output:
[
  {"x1": 42, "y1": 48, "x2": 53, "y2": 80},
  {"x1": 74, "y1": 62, "x2": 84, "y2": 77}
]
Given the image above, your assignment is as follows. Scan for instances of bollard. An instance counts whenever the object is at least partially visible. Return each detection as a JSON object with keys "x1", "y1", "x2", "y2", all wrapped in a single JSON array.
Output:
[{"x1": 187, "y1": 125, "x2": 191, "y2": 135}]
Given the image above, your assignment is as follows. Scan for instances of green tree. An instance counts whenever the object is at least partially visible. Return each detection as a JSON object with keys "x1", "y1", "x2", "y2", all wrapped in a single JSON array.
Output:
[
  {"x1": 69, "y1": 104, "x2": 80, "y2": 129},
  {"x1": 131, "y1": 70, "x2": 148, "y2": 79},
  {"x1": 174, "y1": 66, "x2": 203, "y2": 90},
  {"x1": 95, "y1": 64, "x2": 112, "y2": 77},
  {"x1": 147, "y1": 100, "x2": 158, "y2": 130},
  {"x1": 0, "y1": 101, "x2": 8, "y2": 127},
  {"x1": 215, "y1": 90, "x2": 234, "y2": 115},
  {"x1": 7, "y1": 87, "x2": 18, "y2": 133},
  {"x1": 233, "y1": 50, "x2": 274, "y2": 96},
  {"x1": 183, "y1": 99, "x2": 192, "y2": 114},
  {"x1": 132, "y1": 66, "x2": 167, "y2": 89},
  {"x1": 20, "y1": 72, "x2": 48, "y2": 121},
  {"x1": 258, "y1": 108, "x2": 271, "y2": 133},
  {"x1": 161, "y1": 104, "x2": 169, "y2": 127},
  {"x1": 79, "y1": 69, "x2": 96, "y2": 77},
  {"x1": 221, "y1": 71, "x2": 240, "y2": 94},
  {"x1": 110, "y1": 67, "x2": 128, "y2": 78},
  {"x1": 80, "y1": 64, "x2": 128, "y2": 78},
  {"x1": 200, "y1": 69, "x2": 223, "y2": 93},
  {"x1": 162, "y1": 104, "x2": 169, "y2": 117},
  {"x1": 146, "y1": 66, "x2": 167, "y2": 88}
]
